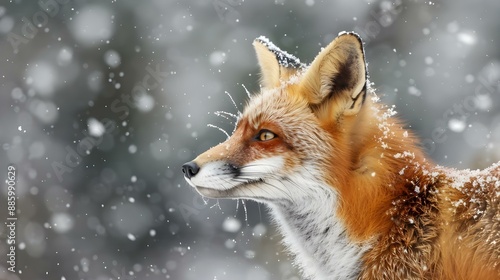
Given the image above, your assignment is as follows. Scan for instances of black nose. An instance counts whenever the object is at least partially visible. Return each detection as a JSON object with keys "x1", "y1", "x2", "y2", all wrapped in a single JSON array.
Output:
[{"x1": 182, "y1": 161, "x2": 200, "y2": 179}]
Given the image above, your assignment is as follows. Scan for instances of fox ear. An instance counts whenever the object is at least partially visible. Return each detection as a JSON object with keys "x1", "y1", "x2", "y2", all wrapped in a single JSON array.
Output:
[
  {"x1": 300, "y1": 32, "x2": 367, "y2": 118},
  {"x1": 253, "y1": 36, "x2": 303, "y2": 88}
]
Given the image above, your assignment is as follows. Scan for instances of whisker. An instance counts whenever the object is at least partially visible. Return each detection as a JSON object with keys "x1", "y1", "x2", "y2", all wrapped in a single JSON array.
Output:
[
  {"x1": 210, "y1": 200, "x2": 222, "y2": 210},
  {"x1": 263, "y1": 180, "x2": 295, "y2": 203},
  {"x1": 241, "y1": 83, "x2": 251, "y2": 99},
  {"x1": 242, "y1": 200, "x2": 249, "y2": 224},
  {"x1": 225, "y1": 91, "x2": 241, "y2": 115},
  {"x1": 207, "y1": 123, "x2": 230, "y2": 139},
  {"x1": 214, "y1": 110, "x2": 238, "y2": 120}
]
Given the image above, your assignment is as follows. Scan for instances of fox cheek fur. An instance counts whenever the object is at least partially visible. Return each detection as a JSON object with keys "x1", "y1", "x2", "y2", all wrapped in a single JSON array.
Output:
[{"x1": 182, "y1": 32, "x2": 500, "y2": 280}]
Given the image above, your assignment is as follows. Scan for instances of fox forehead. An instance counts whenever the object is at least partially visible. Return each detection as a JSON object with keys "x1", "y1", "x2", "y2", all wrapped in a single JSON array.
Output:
[
  {"x1": 234, "y1": 84, "x2": 336, "y2": 162},
  {"x1": 241, "y1": 82, "x2": 312, "y2": 132}
]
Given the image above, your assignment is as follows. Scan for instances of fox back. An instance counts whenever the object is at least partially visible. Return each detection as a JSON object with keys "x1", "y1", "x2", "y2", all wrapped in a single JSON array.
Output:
[{"x1": 182, "y1": 32, "x2": 500, "y2": 280}]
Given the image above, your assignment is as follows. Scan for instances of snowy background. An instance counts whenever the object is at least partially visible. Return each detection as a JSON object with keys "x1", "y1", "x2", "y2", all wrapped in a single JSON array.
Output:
[{"x1": 0, "y1": 0, "x2": 499, "y2": 279}]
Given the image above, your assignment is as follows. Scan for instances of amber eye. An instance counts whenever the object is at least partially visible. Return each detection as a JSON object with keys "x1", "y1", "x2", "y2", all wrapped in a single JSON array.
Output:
[{"x1": 256, "y1": 130, "x2": 276, "y2": 141}]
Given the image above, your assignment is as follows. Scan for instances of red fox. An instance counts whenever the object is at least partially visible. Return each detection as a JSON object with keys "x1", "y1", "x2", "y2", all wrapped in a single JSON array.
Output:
[{"x1": 182, "y1": 32, "x2": 500, "y2": 279}]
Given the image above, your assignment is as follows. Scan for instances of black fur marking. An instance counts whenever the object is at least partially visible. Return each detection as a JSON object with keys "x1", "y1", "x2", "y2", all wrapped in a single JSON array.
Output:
[
  {"x1": 323, "y1": 226, "x2": 331, "y2": 235},
  {"x1": 329, "y1": 32, "x2": 369, "y2": 105},
  {"x1": 348, "y1": 84, "x2": 367, "y2": 110},
  {"x1": 225, "y1": 163, "x2": 240, "y2": 176},
  {"x1": 255, "y1": 36, "x2": 304, "y2": 69},
  {"x1": 360, "y1": 84, "x2": 367, "y2": 105},
  {"x1": 328, "y1": 58, "x2": 354, "y2": 98}
]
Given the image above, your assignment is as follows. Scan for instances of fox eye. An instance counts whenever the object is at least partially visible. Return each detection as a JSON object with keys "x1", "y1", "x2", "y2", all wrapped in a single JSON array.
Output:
[{"x1": 256, "y1": 130, "x2": 276, "y2": 141}]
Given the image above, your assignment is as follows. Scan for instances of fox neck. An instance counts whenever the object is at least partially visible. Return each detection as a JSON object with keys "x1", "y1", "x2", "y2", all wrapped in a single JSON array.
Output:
[
  {"x1": 335, "y1": 96, "x2": 430, "y2": 241},
  {"x1": 268, "y1": 168, "x2": 369, "y2": 280},
  {"x1": 264, "y1": 97, "x2": 430, "y2": 279}
]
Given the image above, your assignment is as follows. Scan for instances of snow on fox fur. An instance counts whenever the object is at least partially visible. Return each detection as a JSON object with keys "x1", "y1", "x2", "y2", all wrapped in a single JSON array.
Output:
[{"x1": 182, "y1": 32, "x2": 500, "y2": 280}]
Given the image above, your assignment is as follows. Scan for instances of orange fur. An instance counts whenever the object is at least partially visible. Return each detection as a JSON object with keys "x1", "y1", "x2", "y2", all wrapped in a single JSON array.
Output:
[{"x1": 183, "y1": 32, "x2": 500, "y2": 279}]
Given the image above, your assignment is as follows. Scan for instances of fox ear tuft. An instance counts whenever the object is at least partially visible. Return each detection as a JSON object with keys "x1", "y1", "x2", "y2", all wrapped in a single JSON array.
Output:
[
  {"x1": 253, "y1": 36, "x2": 304, "y2": 88},
  {"x1": 301, "y1": 32, "x2": 367, "y2": 117}
]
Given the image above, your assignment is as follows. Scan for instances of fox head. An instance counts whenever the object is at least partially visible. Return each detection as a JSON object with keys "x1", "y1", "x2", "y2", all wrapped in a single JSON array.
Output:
[{"x1": 183, "y1": 32, "x2": 369, "y2": 203}]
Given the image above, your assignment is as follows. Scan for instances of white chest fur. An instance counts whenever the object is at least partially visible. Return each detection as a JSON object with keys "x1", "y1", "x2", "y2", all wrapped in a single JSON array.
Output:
[{"x1": 268, "y1": 181, "x2": 368, "y2": 280}]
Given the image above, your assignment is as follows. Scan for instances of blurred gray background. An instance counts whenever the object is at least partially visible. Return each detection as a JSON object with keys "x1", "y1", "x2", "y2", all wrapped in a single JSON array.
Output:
[{"x1": 0, "y1": 0, "x2": 499, "y2": 279}]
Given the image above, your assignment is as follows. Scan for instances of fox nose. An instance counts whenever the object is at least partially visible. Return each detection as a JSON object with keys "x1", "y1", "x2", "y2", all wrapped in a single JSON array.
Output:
[{"x1": 182, "y1": 161, "x2": 200, "y2": 179}]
